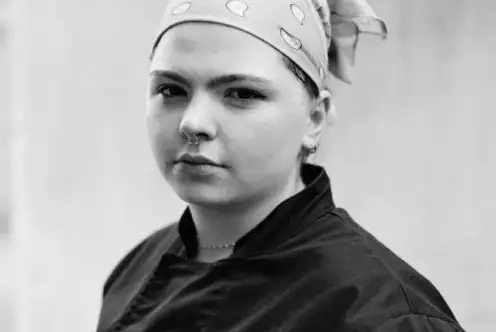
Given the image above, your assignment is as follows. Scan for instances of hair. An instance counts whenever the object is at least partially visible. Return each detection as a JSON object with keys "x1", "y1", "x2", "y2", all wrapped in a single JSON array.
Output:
[
  {"x1": 281, "y1": 54, "x2": 320, "y2": 100},
  {"x1": 281, "y1": 54, "x2": 322, "y2": 162}
]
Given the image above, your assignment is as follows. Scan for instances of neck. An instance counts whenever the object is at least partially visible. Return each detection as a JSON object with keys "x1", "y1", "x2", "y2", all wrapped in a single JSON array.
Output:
[{"x1": 190, "y1": 166, "x2": 306, "y2": 249}]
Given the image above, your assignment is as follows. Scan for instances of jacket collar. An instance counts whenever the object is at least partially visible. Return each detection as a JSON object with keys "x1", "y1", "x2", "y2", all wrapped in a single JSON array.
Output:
[{"x1": 176, "y1": 163, "x2": 335, "y2": 258}]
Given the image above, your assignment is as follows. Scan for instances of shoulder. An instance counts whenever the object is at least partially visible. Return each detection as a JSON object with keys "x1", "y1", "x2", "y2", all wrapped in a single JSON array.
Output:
[
  {"x1": 308, "y1": 208, "x2": 463, "y2": 330},
  {"x1": 102, "y1": 222, "x2": 179, "y2": 297}
]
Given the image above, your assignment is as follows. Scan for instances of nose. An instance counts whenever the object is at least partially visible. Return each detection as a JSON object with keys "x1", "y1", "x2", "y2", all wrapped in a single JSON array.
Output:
[{"x1": 178, "y1": 94, "x2": 217, "y2": 143}]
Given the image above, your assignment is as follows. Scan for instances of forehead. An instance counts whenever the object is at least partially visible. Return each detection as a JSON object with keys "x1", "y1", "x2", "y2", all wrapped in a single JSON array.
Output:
[{"x1": 150, "y1": 23, "x2": 288, "y2": 79}]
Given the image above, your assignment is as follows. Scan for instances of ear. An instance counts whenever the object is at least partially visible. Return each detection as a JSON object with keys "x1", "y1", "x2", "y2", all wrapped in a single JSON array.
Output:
[{"x1": 302, "y1": 90, "x2": 333, "y2": 149}]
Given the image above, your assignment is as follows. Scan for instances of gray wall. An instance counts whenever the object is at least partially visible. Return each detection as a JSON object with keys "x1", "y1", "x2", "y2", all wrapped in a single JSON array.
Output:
[{"x1": 0, "y1": 0, "x2": 494, "y2": 331}]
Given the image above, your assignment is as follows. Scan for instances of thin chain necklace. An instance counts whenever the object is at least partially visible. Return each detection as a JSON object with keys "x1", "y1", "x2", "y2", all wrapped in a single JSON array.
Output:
[{"x1": 199, "y1": 242, "x2": 236, "y2": 250}]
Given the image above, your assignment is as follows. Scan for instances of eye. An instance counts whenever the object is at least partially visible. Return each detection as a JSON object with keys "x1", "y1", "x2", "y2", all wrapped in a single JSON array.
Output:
[
  {"x1": 225, "y1": 88, "x2": 266, "y2": 101},
  {"x1": 156, "y1": 85, "x2": 188, "y2": 99}
]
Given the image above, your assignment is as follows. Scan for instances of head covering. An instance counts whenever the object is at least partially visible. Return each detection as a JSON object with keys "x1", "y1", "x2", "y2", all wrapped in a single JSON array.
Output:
[{"x1": 151, "y1": 0, "x2": 387, "y2": 90}]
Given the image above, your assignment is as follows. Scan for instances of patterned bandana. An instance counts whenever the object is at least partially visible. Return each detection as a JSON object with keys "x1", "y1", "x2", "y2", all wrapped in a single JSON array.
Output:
[{"x1": 151, "y1": 0, "x2": 387, "y2": 89}]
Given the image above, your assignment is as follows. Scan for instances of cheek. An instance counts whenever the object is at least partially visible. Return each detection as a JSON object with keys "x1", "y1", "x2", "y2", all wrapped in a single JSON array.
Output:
[
  {"x1": 224, "y1": 105, "x2": 307, "y2": 163},
  {"x1": 146, "y1": 105, "x2": 179, "y2": 160}
]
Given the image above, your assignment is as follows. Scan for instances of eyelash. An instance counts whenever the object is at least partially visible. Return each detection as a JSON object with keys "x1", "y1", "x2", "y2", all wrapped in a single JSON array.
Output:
[
  {"x1": 225, "y1": 88, "x2": 266, "y2": 102},
  {"x1": 156, "y1": 85, "x2": 187, "y2": 98},
  {"x1": 155, "y1": 85, "x2": 267, "y2": 105}
]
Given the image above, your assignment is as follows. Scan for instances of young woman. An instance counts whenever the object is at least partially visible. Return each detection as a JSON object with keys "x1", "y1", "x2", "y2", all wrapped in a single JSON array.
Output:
[{"x1": 96, "y1": 0, "x2": 466, "y2": 331}]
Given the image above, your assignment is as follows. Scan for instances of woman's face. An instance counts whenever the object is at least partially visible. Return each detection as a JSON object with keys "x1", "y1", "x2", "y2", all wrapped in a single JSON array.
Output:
[{"x1": 147, "y1": 23, "x2": 314, "y2": 207}]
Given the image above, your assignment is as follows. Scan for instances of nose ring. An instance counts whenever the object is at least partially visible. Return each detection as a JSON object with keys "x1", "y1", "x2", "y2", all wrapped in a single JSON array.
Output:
[{"x1": 180, "y1": 130, "x2": 200, "y2": 146}]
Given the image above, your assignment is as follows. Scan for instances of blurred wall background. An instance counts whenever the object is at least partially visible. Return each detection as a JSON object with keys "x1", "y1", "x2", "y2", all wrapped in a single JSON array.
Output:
[{"x1": 0, "y1": 0, "x2": 494, "y2": 331}]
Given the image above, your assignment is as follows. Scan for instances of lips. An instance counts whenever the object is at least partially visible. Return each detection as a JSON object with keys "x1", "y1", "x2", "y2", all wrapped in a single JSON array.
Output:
[{"x1": 177, "y1": 154, "x2": 222, "y2": 167}]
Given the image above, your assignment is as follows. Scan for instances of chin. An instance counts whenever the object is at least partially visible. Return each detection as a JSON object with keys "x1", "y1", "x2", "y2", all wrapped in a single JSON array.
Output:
[{"x1": 174, "y1": 184, "x2": 236, "y2": 207}]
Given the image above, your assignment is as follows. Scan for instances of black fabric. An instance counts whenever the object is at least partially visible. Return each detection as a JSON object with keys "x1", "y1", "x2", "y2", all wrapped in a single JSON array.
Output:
[{"x1": 96, "y1": 164, "x2": 466, "y2": 332}]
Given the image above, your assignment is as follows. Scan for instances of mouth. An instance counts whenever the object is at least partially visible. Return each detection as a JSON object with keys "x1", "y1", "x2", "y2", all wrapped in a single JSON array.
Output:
[
  {"x1": 176, "y1": 154, "x2": 224, "y2": 168},
  {"x1": 179, "y1": 160, "x2": 218, "y2": 167}
]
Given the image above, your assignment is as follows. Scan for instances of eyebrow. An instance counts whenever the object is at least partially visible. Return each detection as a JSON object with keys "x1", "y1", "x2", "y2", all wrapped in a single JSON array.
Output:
[{"x1": 149, "y1": 70, "x2": 274, "y2": 89}]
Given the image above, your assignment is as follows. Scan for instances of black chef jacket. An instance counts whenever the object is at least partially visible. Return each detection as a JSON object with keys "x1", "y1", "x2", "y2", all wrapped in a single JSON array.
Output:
[{"x1": 96, "y1": 164, "x2": 466, "y2": 332}]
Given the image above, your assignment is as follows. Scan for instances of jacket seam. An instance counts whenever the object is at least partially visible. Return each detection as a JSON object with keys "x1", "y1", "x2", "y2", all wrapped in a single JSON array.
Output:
[
  {"x1": 372, "y1": 312, "x2": 465, "y2": 332},
  {"x1": 103, "y1": 224, "x2": 176, "y2": 296}
]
